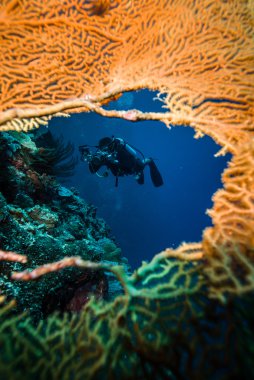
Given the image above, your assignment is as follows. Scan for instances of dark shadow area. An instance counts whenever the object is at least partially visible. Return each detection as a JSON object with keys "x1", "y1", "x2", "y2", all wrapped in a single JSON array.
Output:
[{"x1": 47, "y1": 90, "x2": 232, "y2": 269}]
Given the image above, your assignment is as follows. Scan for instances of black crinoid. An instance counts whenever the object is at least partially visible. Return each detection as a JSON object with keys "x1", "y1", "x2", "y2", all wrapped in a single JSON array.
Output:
[{"x1": 30, "y1": 130, "x2": 78, "y2": 178}]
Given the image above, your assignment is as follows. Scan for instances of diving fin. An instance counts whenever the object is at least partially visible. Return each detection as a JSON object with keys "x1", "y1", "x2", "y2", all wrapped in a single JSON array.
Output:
[{"x1": 148, "y1": 160, "x2": 163, "y2": 187}]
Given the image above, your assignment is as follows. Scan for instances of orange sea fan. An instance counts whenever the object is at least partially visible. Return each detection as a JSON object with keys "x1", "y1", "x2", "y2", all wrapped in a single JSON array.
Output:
[
  {"x1": 85, "y1": 0, "x2": 113, "y2": 16},
  {"x1": 0, "y1": 0, "x2": 254, "y2": 297},
  {"x1": 204, "y1": 139, "x2": 254, "y2": 253},
  {"x1": 0, "y1": 250, "x2": 27, "y2": 263},
  {"x1": 0, "y1": 0, "x2": 253, "y2": 147}
]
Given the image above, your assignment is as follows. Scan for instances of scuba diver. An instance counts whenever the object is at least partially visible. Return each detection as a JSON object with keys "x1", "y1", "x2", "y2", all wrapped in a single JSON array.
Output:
[{"x1": 79, "y1": 136, "x2": 163, "y2": 187}]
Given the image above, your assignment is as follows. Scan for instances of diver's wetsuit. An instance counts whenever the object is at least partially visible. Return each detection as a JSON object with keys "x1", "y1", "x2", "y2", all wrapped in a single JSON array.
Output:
[
  {"x1": 80, "y1": 137, "x2": 163, "y2": 187},
  {"x1": 90, "y1": 138, "x2": 146, "y2": 183}
]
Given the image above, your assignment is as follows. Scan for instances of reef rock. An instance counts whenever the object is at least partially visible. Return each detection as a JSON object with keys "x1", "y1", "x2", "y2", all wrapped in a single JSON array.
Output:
[{"x1": 0, "y1": 131, "x2": 128, "y2": 320}]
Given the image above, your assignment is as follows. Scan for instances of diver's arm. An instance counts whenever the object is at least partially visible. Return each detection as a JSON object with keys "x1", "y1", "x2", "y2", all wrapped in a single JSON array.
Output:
[
  {"x1": 88, "y1": 151, "x2": 118, "y2": 174},
  {"x1": 89, "y1": 162, "x2": 101, "y2": 173}
]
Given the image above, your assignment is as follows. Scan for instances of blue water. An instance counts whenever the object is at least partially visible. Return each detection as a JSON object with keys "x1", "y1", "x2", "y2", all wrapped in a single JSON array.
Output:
[{"x1": 49, "y1": 90, "x2": 231, "y2": 269}]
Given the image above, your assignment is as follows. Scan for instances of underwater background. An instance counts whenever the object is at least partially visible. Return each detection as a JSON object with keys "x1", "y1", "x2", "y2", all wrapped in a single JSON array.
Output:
[
  {"x1": 49, "y1": 90, "x2": 231, "y2": 269},
  {"x1": 0, "y1": 0, "x2": 253, "y2": 379}
]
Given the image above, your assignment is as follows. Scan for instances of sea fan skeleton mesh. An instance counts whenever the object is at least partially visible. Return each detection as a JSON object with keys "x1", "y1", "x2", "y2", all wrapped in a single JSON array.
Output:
[
  {"x1": 0, "y1": 0, "x2": 254, "y2": 298},
  {"x1": 4, "y1": 251, "x2": 253, "y2": 379},
  {"x1": 0, "y1": 0, "x2": 253, "y2": 144}
]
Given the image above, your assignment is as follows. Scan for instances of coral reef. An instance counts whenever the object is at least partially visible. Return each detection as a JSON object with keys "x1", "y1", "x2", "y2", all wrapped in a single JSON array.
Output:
[
  {"x1": 0, "y1": 1, "x2": 253, "y2": 379},
  {"x1": 0, "y1": 132, "x2": 128, "y2": 319},
  {"x1": 0, "y1": 1, "x2": 253, "y2": 294},
  {"x1": 0, "y1": 252, "x2": 254, "y2": 379},
  {"x1": 0, "y1": 0, "x2": 253, "y2": 146}
]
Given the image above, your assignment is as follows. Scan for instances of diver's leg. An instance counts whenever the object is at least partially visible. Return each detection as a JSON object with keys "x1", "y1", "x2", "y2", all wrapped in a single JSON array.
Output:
[
  {"x1": 142, "y1": 158, "x2": 152, "y2": 166},
  {"x1": 136, "y1": 171, "x2": 144, "y2": 185},
  {"x1": 147, "y1": 159, "x2": 163, "y2": 187}
]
